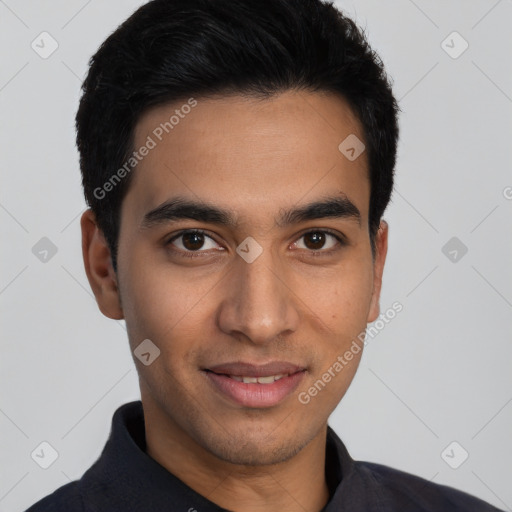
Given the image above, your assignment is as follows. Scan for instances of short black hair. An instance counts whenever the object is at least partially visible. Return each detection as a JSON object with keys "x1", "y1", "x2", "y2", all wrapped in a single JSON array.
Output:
[{"x1": 76, "y1": 0, "x2": 399, "y2": 272}]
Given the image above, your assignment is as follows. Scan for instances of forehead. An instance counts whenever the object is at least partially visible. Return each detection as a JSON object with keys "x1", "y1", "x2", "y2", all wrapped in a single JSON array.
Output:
[{"x1": 123, "y1": 90, "x2": 370, "y2": 228}]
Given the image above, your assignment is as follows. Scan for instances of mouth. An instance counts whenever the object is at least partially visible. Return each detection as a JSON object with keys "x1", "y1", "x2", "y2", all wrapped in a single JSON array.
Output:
[
  {"x1": 202, "y1": 361, "x2": 306, "y2": 408},
  {"x1": 229, "y1": 373, "x2": 289, "y2": 384}
]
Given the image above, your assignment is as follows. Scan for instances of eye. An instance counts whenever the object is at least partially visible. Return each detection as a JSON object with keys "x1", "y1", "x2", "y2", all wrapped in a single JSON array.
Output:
[
  {"x1": 166, "y1": 229, "x2": 224, "y2": 255},
  {"x1": 165, "y1": 228, "x2": 345, "y2": 259},
  {"x1": 292, "y1": 230, "x2": 345, "y2": 252}
]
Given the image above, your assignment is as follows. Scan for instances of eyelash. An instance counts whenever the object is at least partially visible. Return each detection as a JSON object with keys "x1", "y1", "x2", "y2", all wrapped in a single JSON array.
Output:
[{"x1": 165, "y1": 228, "x2": 346, "y2": 259}]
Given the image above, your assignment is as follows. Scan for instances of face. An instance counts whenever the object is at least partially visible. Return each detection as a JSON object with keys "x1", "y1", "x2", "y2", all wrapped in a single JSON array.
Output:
[{"x1": 82, "y1": 90, "x2": 387, "y2": 466}]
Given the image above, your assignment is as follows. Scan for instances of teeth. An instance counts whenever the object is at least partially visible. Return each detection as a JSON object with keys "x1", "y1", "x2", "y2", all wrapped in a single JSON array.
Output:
[
  {"x1": 230, "y1": 374, "x2": 287, "y2": 384},
  {"x1": 256, "y1": 375, "x2": 276, "y2": 384}
]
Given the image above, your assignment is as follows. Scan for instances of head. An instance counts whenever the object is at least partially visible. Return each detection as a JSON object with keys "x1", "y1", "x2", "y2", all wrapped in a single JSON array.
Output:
[{"x1": 79, "y1": 0, "x2": 399, "y2": 467}]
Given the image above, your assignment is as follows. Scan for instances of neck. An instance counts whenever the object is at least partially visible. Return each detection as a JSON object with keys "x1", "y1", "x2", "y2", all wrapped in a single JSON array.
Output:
[{"x1": 143, "y1": 399, "x2": 331, "y2": 512}]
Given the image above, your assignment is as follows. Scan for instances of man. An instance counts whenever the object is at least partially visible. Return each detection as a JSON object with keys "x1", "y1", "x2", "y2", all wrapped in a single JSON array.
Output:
[{"x1": 26, "y1": 0, "x2": 503, "y2": 510}]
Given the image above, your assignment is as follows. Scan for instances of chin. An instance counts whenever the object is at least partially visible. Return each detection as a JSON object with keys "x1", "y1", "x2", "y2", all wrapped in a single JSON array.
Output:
[
  {"x1": 197, "y1": 424, "x2": 309, "y2": 467},
  {"x1": 213, "y1": 437, "x2": 303, "y2": 466}
]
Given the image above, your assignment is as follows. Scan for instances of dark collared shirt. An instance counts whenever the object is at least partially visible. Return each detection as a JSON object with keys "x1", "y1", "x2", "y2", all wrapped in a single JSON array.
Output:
[{"x1": 26, "y1": 401, "x2": 503, "y2": 511}]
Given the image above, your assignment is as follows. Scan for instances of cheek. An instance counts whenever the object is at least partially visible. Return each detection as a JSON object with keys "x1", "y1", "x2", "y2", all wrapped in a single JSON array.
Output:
[
  {"x1": 297, "y1": 259, "x2": 374, "y2": 336},
  {"x1": 119, "y1": 257, "x2": 220, "y2": 350},
  {"x1": 120, "y1": 268, "x2": 214, "y2": 393},
  {"x1": 332, "y1": 280, "x2": 373, "y2": 335}
]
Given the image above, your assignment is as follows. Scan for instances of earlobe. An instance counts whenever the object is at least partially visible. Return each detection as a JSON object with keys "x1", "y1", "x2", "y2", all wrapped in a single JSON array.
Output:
[
  {"x1": 367, "y1": 220, "x2": 388, "y2": 323},
  {"x1": 80, "y1": 209, "x2": 124, "y2": 320}
]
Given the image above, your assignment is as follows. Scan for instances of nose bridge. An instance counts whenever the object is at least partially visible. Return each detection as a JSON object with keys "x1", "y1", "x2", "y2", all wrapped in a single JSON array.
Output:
[{"x1": 217, "y1": 246, "x2": 299, "y2": 343}]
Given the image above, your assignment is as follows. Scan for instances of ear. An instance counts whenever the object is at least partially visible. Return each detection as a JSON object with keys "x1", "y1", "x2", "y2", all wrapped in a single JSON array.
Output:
[
  {"x1": 80, "y1": 209, "x2": 124, "y2": 320},
  {"x1": 367, "y1": 220, "x2": 388, "y2": 323}
]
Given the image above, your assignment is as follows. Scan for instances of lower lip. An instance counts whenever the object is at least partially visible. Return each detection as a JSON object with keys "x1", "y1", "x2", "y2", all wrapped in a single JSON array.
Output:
[{"x1": 204, "y1": 370, "x2": 306, "y2": 408}]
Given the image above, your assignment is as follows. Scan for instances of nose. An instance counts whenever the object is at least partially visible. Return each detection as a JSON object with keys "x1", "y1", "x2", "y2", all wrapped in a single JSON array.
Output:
[{"x1": 216, "y1": 248, "x2": 300, "y2": 345}]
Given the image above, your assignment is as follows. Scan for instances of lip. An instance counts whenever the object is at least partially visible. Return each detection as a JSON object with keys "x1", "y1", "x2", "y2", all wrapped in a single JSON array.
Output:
[
  {"x1": 203, "y1": 361, "x2": 306, "y2": 408},
  {"x1": 206, "y1": 361, "x2": 304, "y2": 378}
]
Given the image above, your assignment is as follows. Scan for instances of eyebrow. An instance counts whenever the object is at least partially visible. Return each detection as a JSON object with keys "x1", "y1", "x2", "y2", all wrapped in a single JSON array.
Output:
[{"x1": 140, "y1": 194, "x2": 361, "y2": 230}]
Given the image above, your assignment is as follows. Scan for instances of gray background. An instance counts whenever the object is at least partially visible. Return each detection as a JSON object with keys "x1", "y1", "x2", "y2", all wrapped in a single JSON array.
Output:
[{"x1": 1, "y1": 1, "x2": 511, "y2": 511}]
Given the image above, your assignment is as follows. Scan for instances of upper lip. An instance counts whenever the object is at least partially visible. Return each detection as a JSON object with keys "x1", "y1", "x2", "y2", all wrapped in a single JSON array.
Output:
[{"x1": 205, "y1": 361, "x2": 305, "y2": 377}]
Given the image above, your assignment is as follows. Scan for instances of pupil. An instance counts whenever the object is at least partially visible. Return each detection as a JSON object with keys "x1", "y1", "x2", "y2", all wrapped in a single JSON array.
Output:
[
  {"x1": 183, "y1": 232, "x2": 204, "y2": 251},
  {"x1": 305, "y1": 232, "x2": 325, "y2": 250}
]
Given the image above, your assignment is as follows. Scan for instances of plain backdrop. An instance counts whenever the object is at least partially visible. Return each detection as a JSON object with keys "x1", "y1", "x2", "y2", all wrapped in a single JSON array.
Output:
[{"x1": 1, "y1": 1, "x2": 511, "y2": 511}]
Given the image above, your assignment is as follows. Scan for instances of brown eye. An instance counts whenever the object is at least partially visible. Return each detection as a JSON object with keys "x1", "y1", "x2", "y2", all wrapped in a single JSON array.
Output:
[
  {"x1": 294, "y1": 231, "x2": 342, "y2": 252},
  {"x1": 181, "y1": 232, "x2": 206, "y2": 251},
  {"x1": 167, "y1": 230, "x2": 222, "y2": 254},
  {"x1": 303, "y1": 232, "x2": 327, "y2": 250}
]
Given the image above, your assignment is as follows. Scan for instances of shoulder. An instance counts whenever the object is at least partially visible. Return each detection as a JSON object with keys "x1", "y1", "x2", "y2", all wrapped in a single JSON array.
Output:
[
  {"x1": 24, "y1": 481, "x2": 84, "y2": 512},
  {"x1": 353, "y1": 461, "x2": 503, "y2": 511}
]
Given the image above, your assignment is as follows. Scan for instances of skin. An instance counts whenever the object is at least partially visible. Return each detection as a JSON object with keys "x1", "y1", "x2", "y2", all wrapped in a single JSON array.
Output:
[{"x1": 81, "y1": 90, "x2": 388, "y2": 512}]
